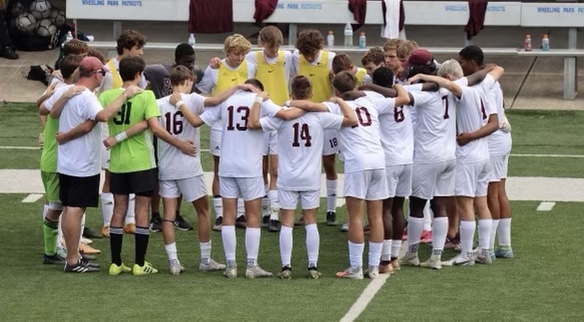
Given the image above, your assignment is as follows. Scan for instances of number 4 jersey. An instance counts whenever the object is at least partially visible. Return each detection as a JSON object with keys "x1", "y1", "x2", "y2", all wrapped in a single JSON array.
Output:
[
  {"x1": 156, "y1": 93, "x2": 206, "y2": 181},
  {"x1": 199, "y1": 90, "x2": 282, "y2": 178},
  {"x1": 98, "y1": 88, "x2": 160, "y2": 173}
]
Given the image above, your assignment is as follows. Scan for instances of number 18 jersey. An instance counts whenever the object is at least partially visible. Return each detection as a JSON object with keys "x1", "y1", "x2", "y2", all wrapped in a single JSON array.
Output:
[{"x1": 157, "y1": 93, "x2": 206, "y2": 180}]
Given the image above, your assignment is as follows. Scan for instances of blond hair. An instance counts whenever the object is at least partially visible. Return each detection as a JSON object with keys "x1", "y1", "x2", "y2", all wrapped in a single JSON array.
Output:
[
  {"x1": 259, "y1": 26, "x2": 283, "y2": 48},
  {"x1": 437, "y1": 59, "x2": 463, "y2": 80},
  {"x1": 224, "y1": 34, "x2": 252, "y2": 55}
]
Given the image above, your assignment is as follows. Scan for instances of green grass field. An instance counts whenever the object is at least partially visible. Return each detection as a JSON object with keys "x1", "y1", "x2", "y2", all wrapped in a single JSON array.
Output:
[{"x1": 1, "y1": 104, "x2": 583, "y2": 321}]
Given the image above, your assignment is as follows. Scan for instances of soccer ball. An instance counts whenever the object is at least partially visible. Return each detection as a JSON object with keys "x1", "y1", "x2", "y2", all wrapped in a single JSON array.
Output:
[
  {"x1": 17, "y1": 13, "x2": 38, "y2": 35},
  {"x1": 37, "y1": 19, "x2": 57, "y2": 37},
  {"x1": 54, "y1": 10, "x2": 66, "y2": 28},
  {"x1": 30, "y1": 0, "x2": 53, "y2": 20}
]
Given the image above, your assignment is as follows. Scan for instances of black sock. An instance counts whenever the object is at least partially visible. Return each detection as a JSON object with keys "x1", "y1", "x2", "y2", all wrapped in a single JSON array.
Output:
[
  {"x1": 110, "y1": 226, "x2": 123, "y2": 266},
  {"x1": 135, "y1": 226, "x2": 150, "y2": 266}
]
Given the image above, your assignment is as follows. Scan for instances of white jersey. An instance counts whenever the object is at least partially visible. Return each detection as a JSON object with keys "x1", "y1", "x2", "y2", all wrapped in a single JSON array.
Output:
[
  {"x1": 409, "y1": 88, "x2": 457, "y2": 163},
  {"x1": 454, "y1": 84, "x2": 496, "y2": 162},
  {"x1": 157, "y1": 93, "x2": 206, "y2": 180},
  {"x1": 260, "y1": 111, "x2": 343, "y2": 191},
  {"x1": 54, "y1": 89, "x2": 103, "y2": 177},
  {"x1": 487, "y1": 81, "x2": 512, "y2": 156},
  {"x1": 199, "y1": 91, "x2": 281, "y2": 178},
  {"x1": 324, "y1": 95, "x2": 388, "y2": 174}
]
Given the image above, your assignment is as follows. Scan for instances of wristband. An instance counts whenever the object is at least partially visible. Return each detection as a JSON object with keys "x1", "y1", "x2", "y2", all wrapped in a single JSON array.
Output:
[
  {"x1": 284, "y1": 100, "x2": 291, "y2": 107},
  {"x1": 175, "y1": 100, "x2": 185, "y2": 108},
  {"x1": 115, "y1": 131, "x2": 128, "y2": 143},
  {"x1": 254, "y1": 96, "x2": 263, "y2": 104}
]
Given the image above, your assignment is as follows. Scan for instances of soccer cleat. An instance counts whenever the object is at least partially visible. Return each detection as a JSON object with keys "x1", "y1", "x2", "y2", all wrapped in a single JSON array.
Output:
[
  {"x1": 174, "y1": 213, "x2": 193, "y2": 231},
  {"x1": 444, "y1": 236, "x2": 461, "y2": 250},
  {"x1": 489, "y1": 249, "x2": 497, "y2": 262},
  {"x1": 101, "y1": 226, "x2": 110, "y2": 238},
  {"x1": 109, "y1": 263, "x2": 132, "y2": 276},
  {"x1": 80, "y1": 237, "x2": 93, "y2": 245},
  {"x1": 442, "y1": 253, "x2": 475, "y2": 267},
  {"x1": 123, "y1": 223, "x2": 136, "y2": 234},
  {"x1": 212, "y1": 217, "x2": 223, "y2": 232},
  {"x1": 420, "y1": 256, "x2": 443, "y2": 270},
  {"x1": 475, "y1": 249, "x2": 493, "y2": 265},
  {"x1": 56, "y1": 246, "x2": 67, "y2": 258},
  {"x1": 268, "y1": 219, "x2": 281, "y2": 232},
  {"x1": 278, "y1": 266, "x2": 292, "y2": 280},
  {"x1": 336, "y1": 266, "x2": 364, "y2": 279},
  {"x1": 379, "y1": 263, "x2": 394, "y2": 275},
  {"x1": 83, "y1": 226, "x2": 103, "y2": 239},
  {"x1": 326, "y1": 211, "x2": 338, "y2": 226},
  {"x1": 149, "y1": 213, "x2": 162, "y2": 233},
  {"x1": 294, "y1": 216, "x2": 304, "y2": 227},
  {"x1": 367, "y1": 266, "x2": 380, "y2": 279},
  {"x1": 81, "y1": 253, "x2": 96, "y2": 261},
  {"x1": 79, "y1": 242, "x2": 101, "y2": 255},
  {"x1": 235, "y1": 215, "x2": 247, "y2": 229},
  {"x1": 199, "y1": 259, "x2": 226, "y2": 272},
  {"x1": 307, "y1": 267, "x2": 321, "y2": 279},
  {"x1": 169, "y1": 260, "x2": 185, "y2": 275},
  {"x1": 399, "y1": 252, "x2": 420, "y2": 267},
  {"x1": 390, "y1": 259, "x2": 401, "y2": 271},
  {"x1": 495, "y1": 246, "x2": 514, "y2": 259},
  {"x1": 43, "y1": 253, "x2": 66, "y2": 265},
  {"x1": 64, "y1": 258, "x2": 100, "y2": 273},
  {"x1": 340, "y1": 222, "x2": 349, "y2": 232},
  {"x1": 245, "y1": 265, "x2": 273, "y2": 279},
  {"x1": 132, "y1": 261, "x2": 159, "y2": 275},
  {"x1": 261, "y1": 216, "x2": 270, "y2": 228},
  {"x1": 223, "y1": 262, "x2": 238, "y2": 278}
]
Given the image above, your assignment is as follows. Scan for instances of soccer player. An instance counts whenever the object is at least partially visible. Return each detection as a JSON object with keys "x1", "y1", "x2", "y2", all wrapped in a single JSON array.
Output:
[
  {"x1": 382, "y1": 39, "x2": 407, "y2": 85},
  {"x1": 292, "y1": 29, "x2": 338, "y2": 225},
  {"x1": 458, "y1": 45, "x2": 514, "y2": 259},
  {"x1": 330, "y1": 54, "x2": 371, "y2": 85},
  {"x1": 248, "y1": 75, "x2": 358, "y2": 279},
  {"x1": 197, "y1": 34, "x2": 255, "y2": 231},
  {"x1": 361, "y1": 47, "x2": 386, "y2": 78}
]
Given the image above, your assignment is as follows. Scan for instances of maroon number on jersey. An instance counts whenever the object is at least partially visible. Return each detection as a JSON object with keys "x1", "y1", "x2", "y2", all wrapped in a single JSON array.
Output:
[
  {"x1": 227, "y1": 105, "x2": 250, "y2": 131},
  {"x1": 292, "y1": 122, "x2": 312, "y2": 147},
  {"x1": 353, "y1": 106, "x2": 372, "y2": 128}
]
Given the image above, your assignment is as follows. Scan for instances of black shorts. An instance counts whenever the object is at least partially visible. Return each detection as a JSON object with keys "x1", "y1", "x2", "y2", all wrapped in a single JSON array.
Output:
[
  {"x1": 110, "y1": 168, "x2": 158, "y2": 197},
  {"x1": 58, "y1": 173, "x2": 100, "y2": 208}
]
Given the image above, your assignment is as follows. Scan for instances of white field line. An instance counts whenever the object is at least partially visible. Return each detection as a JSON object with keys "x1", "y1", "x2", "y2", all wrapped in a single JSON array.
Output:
[
  {"x1": 339, "y1": 274, "x2": 390, "y2": 322},
  {"x1": 536, "y1": 201, "x2": 556, "y2": 211},
  {"x1": 22, "y1": 193, "x2": 43, "y2": 203}
]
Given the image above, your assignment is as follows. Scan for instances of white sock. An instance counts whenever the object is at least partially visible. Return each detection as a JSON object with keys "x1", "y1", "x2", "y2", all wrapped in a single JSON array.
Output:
[
  {"x1": 101, "y1": 192, "x2": 114, "y2": 226},
  {"x1": 498, "y1": 218, "x2": 512, "y2": 247},
  {"x1": 237, "y1": 199, "x2": 245, "y2": 218},
  {"x1": 79, "y1": 213, "x2": 86, "y2": 244},
  {"x1": 326, "y1": 179, "x2": 337, "y2": 213},
  {"x1": 423, "y1": 203, "x2": 433, "y2": 231},
  {"x1": 261, "y1": 195, "x2": 270, "y2": 218},
  {"x1": 390, "y1": 240, "x2": 402, "y2": 259},
  {"x1": 125, "y1": 193, "x2": 136, "y2": 225},
  {"x1": 381, "y1": 240, "x2": 392, "y2": 261},
  {"x1": 42, "y1": 204, "x2": 49, "y2": 220},
  {"x1": 200, "y1": 241, "x2": 211, "y2": 264},
  {"x1": 279, "y1": 226, "x2": 293, "y2": 267},
  {"x1": 368, "y1": 241, "x2": 383, "y2": 267},
  {"x1": 478, "y1": 219, "x2": 492, "y2": 251},
  {"x1": 431, "y1": 217, "x2": 448, "y2": 254},
  {"x1": 222, "y1": 225, "x2": 236, "y2": 262},
  {"x1": 213, "y1": 197, "x2": 223, "y2": 219},
  {"x1": 406, "y1": 216, "x2": 424, "y2": 254},
  {"x1": 165, "y1": 242, "x2": 178, "y2": 262},
  {"x1": 490, "y1": 219, "x2": 499, "y2": 250},
  {"x1": 245, "y1": 227, "x2": 261, "y2": 267},
  {"x1": 348, "y1": 241, "x2": 364, "y2": 269},
  {"x1": 57, "y1": 216, "x2": 64, "y2": 247},
  {"x1": 305, "y1": 223, "x2": 320, "y2": 267},
  {"x1": 460, "y1": 220, "x2": 476, "y2": 256},
  {"x1": 268, "y1": 190, "x2": 279, "y2": 220}
]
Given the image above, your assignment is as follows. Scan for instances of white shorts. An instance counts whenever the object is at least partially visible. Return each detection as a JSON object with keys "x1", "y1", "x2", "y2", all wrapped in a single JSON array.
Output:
[
  {"x1": 322, "y1": 129, "x2": 340, "y2": 156},
  {"x1": 262, "y1": 130, "x2": 278, "y2": 156},
  {"x1": 220, "y1": 176, "x2": 265, "y2": 201},
  {"x1": 411, "y1": 159, "x2": 456, "y2": 200},
  {"x1": 210, "y1": 125, "x2": 222, "y2": 157},
  {"x1": 101, "y1": 145, "x2": 110, "y2": 170},
  {"x1": 159, "y1": 175, "x2": 207, "y2": 202},
  {"x1": 455, "y1": 159, "x2": 492, "y2": 197},
  {"x1": 385, "y1": 164, "x2": 412, "y2": 198},
  {"x1": 278, "y1": 189, "x2": 320, "y2": 210},
  {"x1": 344, "y1": 169, "x2": 389, "y2": 200},
  {"x1": 489, "y1": 154, "x2": 509, "y2": 182}
]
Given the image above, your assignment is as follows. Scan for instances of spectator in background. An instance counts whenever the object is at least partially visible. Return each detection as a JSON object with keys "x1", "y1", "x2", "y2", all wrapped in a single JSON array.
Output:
[{"x1": 0, "y1": 0, "x2": 18, "y2": 60}]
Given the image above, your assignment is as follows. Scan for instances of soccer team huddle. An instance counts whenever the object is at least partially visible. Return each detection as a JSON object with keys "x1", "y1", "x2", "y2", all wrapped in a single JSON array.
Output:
[{"x1": 38, "y1": 25, "x2": 514, "y2": 279}]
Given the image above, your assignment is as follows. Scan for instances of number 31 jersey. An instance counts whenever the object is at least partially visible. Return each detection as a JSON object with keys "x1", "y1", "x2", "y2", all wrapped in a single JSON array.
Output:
[
  {"x1": 260, "y1": 110, "x2": 343, "y2": 191},
  {"x1": 200, "y1": 90, "x2": 282, "y2": 178},
  {"x1": 156, "y1": 93, "x2": 206, "y2": 180}
]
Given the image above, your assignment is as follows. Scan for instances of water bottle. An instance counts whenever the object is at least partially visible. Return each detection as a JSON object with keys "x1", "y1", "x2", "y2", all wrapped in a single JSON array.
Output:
[
  {"x1": 541, "y1": 34, "x2": 550, "y2": 52},
  {"x1": 343, "y1": 22, "x2": 353, "y2": 48},
  {"x1": 524, "y1": 34, "x2": 532, "y2": 52},
  {"x1": 359, "y1": 32, "x2": 366, "y2": 49},
  {"x1": 62, "y1": 31, "x2": 73, "y2": 48},
  {"x1": 327, "y1": 31, "x2": 334, "y2": 48},
  {"x1": 188, "y1": 33, "x2": 196, "y2": 47}
]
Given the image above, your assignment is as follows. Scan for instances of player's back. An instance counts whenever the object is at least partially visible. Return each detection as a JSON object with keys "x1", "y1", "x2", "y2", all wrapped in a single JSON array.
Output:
[
  {"x1": 455, "y1": 85, "x2": 491, "y2": 161},
  {"x1": 487, "y1": 80, "x2": 511, "y2": 156}
]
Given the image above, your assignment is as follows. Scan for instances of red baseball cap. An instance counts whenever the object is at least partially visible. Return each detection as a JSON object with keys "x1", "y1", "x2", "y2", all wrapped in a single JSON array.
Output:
[
  {"x1": 402, "y1": 49, "x2": 434, "y2": 68},
  {"x1": 79, "y1": 57, "x2": 110, "y2": 74}
]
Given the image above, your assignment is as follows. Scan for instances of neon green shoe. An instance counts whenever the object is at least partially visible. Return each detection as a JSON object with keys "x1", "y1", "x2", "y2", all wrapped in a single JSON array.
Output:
[
  {"x1": 109, "y1": 263, "x2": 132, "y2": 276},
  {"x1": 132, "y1": 261, "x2": 159, "y2": 276}
]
